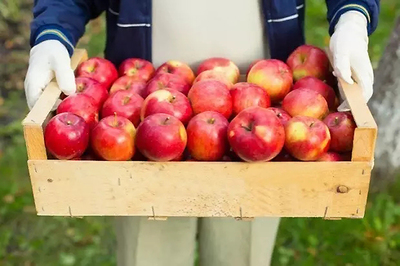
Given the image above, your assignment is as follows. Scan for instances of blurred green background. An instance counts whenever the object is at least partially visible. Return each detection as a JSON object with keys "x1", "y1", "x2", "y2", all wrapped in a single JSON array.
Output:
[{"x1": 1, "y1": 1, "x2": 400, "y2": 265}]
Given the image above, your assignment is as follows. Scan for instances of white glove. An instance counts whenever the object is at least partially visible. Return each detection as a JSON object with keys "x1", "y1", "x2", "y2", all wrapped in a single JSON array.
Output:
[
  {"x1": 24, "y1": 40, "x2": 76, "y2": 110},
  {"x1": 329, "y1": 11, "x2": 374, "y2": 112}
]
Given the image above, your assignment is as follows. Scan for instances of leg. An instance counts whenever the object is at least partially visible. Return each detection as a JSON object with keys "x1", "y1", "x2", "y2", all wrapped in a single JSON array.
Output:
[
  {"x1": 114, "y1": 217, "x2": 198, "y2": 266},
  {"x1": 198, "y1": 217, "x2": 280, "y2": 266}
]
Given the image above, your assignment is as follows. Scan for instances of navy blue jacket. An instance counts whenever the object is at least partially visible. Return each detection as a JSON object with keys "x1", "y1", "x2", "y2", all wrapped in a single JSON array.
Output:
[{"x1": 30, "y1": 0, "x2": 380, "y2": 67}]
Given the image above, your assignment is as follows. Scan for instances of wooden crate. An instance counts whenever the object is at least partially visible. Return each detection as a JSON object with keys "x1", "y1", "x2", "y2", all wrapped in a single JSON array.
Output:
[{"x1": 22, "y1": 49, "x2": 377, "y2": 220}]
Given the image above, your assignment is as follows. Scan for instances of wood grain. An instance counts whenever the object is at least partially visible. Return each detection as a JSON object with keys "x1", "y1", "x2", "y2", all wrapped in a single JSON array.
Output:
[{"x1": 29, "y1": 160, "x2": 371, "y2": 219}]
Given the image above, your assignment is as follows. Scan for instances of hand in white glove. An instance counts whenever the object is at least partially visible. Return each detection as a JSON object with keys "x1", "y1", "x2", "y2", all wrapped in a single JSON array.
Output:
[
  {"x1": 24, "y1": 40, "x2": 76, "y2": 110},
  {"x1": 329, "y1": 11, "x2": 374, "y2": 111}
]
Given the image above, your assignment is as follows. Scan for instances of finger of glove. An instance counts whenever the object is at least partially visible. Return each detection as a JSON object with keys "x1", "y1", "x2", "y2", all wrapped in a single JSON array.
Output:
[
  {"x1": 51, "y1": 56, "x2": 76, "y2": 96},
  {"x1": 25, "y1": 66, "x2": 54, "y2": 110},
  {"x1": 350, "y1": 53, "x2": 374, "y2": 102},
  {"x1": 333, "y1": 53, "x2": 354, "y2": 85}
]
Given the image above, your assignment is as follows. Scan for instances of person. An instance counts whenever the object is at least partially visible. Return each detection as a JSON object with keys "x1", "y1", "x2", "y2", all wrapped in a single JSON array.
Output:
[{"x1": 24, "y1": 1, "x2": 379, "y2": 265}]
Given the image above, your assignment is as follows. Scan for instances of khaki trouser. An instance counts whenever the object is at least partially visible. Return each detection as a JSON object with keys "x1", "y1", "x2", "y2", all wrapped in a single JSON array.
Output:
[{"x1": 115, "y1": 217, "x2": 280, "y2": 266}]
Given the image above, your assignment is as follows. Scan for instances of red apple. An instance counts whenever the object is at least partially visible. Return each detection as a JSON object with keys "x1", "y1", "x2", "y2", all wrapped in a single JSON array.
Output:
[
  {"x1": 292, "y1": 76, "x2": 336, "y2": 110},
  {"x1": 230, "y1": 82, "x2": 271, "y2": 116},
  {"x1": 75, "y1": 77, "x2": 108, "y2": 108},
  {"x1": 193, "y1": 70, "x2": 233, "y2": 88},
  {"x1": 227, "y1": 107, "x2": 285, "y2": 162},
  {"x1": 197, "y1": 57, "x2": 240, "y2": 84},
  {"x1": 118, "y1": 58, "x2": 155, "y2": 82},
  {"x1": 101, "y1": 90, "x2": 144, "y2": 127},
  {"x1": 188, "y1": 80, "x2": 232, "y2": 119},
  {"x1": 145, "y1": 73, "x2": 191, "y2": 97},
  {"x1": 44, "y1": 112, "x2": 89, "y2": 160},
  {"x1": 317, "y1": 152, "x2": 345, "y2": 161},
  {"x1": 91, "y1": 115, "x2": 136, "y2": 161},
  {"x1": 286, "y1": 44, "x2": 330, "y2": 82},
  {"x1": 135, "y1": 113, "x2": 187, "y2": 161},
  {"x1": 141, "y1": 89, "x2": 193, "y2": 125},
  {"x1": 282, "y1": 88, "x2": 329, "y2": 120},
  {"x1": 266, "y1": 107, "x2": 291, "y2": 127},
  {"x1": 76, "y1": 57, "x2": 118, "y2": 89},
  {"x1": 109, "y1": 76, "x2": 147, "y2": 98},
  {"x1": 155, "y1": 61, "x2": 195, "y2": 85},
  {"x1": 284, "y1": 116, "x2": 331, "y2": 161},
  {"x1": 246, "y1": 59, "x2": 262, "y2": 78},
  {"x1": 247, "y1": 59, "x2": 293, "y2": 103},
  {"x1": 323, "y1": 112, "x2": 356, "y2": 152},
  {"x1": 57, "y1": 94, "x2": 99, "y2": 129},
  {"x1": 187, "y1": 111, "x2": 229, "y2": 161}
]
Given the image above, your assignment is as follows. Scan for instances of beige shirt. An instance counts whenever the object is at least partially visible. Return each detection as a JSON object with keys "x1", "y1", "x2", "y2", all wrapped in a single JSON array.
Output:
[{"x1": 151, "y1": 0, "x2": 268, "y2": 73}]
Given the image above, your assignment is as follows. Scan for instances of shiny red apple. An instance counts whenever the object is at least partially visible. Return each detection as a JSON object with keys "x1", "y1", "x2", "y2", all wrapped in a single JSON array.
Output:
[
  {"x1": 118, "y1": 58, "x2": 155, "y2": 82},
  {"x1": 286, "y1": 44, "x2": 330, "y2": 82},
  {"x1": 247, "y1": 59, "x2": 293, "y2": 103},
  {"x1": 323, "y1": 112, "x2": 356, "y2": 152},
  {"x1": 44, "y1": 112, "x2": 89, "y2": 160},
  {"x1": 101, "y1": 90, "x2": 144, "y2": 127},
  {"x1": 188, "y1": 80, "x2": 232, "y2": 119},
  {"x1": 141, "y1": 89, "x2": 193, "y2": 125},
  {"x1": 135, "y1": 113, "x2": 187, "y2": 161},
  {"x1": 76, "y1": 57, "x2": 118, "y2": 89},
  {"x1": 227, "y1": 107, "x2": 285, "y2": 162},
  {"x1": 155, "y1": 61, "x2": 195, "y2": 85},
  {"x1": 292, "y1": 76, "x2": 336, "y2": 110},
  {"x1": 91, "y1": 115, "x2": 136, "y2": 161},
  {"x1": 75, "y1": 77, "x2": 108, "y2": 108},
  {"x1": 187, "y1": 111, "x2": 229, "y2": 161},
  {"x1": 57, "y1": 94, "x2": 99, "y2": 129},
  {"x1": 230, "y1": 82, "x2": 271, "y2": 116}
]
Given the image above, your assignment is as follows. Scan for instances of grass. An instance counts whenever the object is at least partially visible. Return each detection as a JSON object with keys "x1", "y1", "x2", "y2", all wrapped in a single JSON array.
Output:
[{"x1": 1, "y1": 0, "x2": 400, "y2": 265}]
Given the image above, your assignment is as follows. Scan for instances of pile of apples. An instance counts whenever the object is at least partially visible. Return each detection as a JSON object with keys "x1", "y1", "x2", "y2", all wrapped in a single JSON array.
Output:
[{"x1": 44, "y1": 44, "x2": 356, "y2": 162}]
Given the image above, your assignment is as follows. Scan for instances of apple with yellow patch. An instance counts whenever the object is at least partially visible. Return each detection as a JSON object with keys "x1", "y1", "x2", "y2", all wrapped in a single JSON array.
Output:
[
  {"x1": 141, "y1": 89, "x2": 193, "y2": 125},
  {"x1": 286, "y1": 44, "x2": 330, "y2": 82},
  {"x1": 284, "y1": 116, "x2": 331, "y2": 161},
  {"x1": 197, "y1": 57, "x2": 240, "y2": 84},
  {"x1": 282, "y1": 88, "x2": 329, "y2": 120},
  {"x1": 247, "y1": 59, "x2": 293, "y2": 103},
  {"x1": 187, "y1": 111, "x2": 229, "y2": 161},
  {"x1": 227, "y1": 107, "x2": 285, "y2": 162},
  {"x1": 155, "y1": 61, "x2": 195, "y2": 85},
  {"x1": 91, "y1": 115, "x2": 136, "y2": 161},
  {"x1": 135, "y1": 113, "x2": 187, "y2": 161}
]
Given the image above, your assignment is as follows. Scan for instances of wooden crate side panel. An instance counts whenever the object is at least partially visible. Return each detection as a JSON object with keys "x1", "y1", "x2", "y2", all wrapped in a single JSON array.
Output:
[{"x1": 29, "y1": 161, "x2": 371, "y2": 218}]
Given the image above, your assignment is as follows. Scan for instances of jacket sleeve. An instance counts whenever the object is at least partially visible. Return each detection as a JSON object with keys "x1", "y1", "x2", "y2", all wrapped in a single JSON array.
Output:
[
  {"x1": 30, "y1": 0, "x2": 107, "y2": 56},
  {"x1": 325, "y1": 0, "x2": 380, "y2": 36}
]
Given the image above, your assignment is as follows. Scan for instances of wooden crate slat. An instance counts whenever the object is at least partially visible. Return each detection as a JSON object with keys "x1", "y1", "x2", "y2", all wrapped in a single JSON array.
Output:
[{"x1": 28, "y1": 160, "x2": 371, "y2": 218}]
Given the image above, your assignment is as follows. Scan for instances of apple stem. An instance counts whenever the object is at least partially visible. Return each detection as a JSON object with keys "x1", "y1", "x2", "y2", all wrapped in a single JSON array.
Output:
[
  {"x1": 208, "y1": 118, "x2": 216, "y2": 124},
  {"x1": 242, "y1": 121, "x2": 254, "y2": 132},
  {"x1": 113, "y1": 112, "x2": 118, "y2": 127},
  {"x1": 334, "y1": 116, "x2": 339, "y2": 124},
  {"x1": 309, "y1": 122, "x2": 315, "y2": 128},
  {"x1": 163, "y1": 117, "x2": 170, "y2": 125},
  {"x1": 123, "y1": 96, "x2": 131, "y2": 105},
  {"x1": 66, "y1": 120, "x2": 72, "y2": 125}
]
